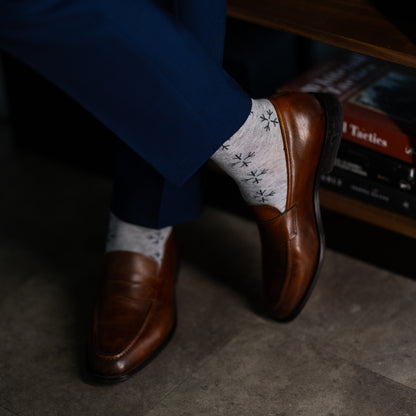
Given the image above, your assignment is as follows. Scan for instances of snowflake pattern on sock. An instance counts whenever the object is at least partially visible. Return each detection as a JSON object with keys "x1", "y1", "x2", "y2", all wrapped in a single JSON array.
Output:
[
  {"x1": 255, "y1": 189, "x2": 276, "y2": 203},
  {"x1": 106, "y1": 213, "x2": 172, "y2": 265},
  {"x1": 211, "y1": 98, "x2": 288, "y2": 212},
  {"x1": 231, "y1": 152, "x2": 255, "y2": 167},
  {"x1": 229, "y1": 107, "x2": 278, "y2": 204},
  {"x1": 260, "y1": 109, "x2": 279, "y2": 131},
  {"x1": 242, "y1": 169, "x2": 268, "y2": 184},
  {"x1": 146, "y1": 229, "x2": 169, "y2": 261}
]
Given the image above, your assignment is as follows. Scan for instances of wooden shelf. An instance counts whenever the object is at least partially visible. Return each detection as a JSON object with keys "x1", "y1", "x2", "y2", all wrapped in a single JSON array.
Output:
[
  {"x1": 227, "y1": 0, "x2": 416, "y2": 68},
  {"x1": 320, "y1": 189, "x2": 416, "y2": 239},
  {"x1": 228, "y1": 0, "x2": 416, "y2": 238}
]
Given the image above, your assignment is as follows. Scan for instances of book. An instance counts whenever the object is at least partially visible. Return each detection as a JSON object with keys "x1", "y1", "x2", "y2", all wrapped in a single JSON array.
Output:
[
  {"x1": 279, "y1": 52, "x2": 416, "y2": 164},
  {"x1": 334, "y1": 140, "x2": 416, "y2": 194},
  {"x1": 320, "y1": 167, "x2": 416, "y2": 219}
]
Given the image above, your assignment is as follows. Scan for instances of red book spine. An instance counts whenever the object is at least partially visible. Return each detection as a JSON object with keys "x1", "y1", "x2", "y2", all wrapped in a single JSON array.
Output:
[
  {"x1": 342, "y1": 114, "x2": 416, "y2": 164},
  {"x1": 278, "y1": 52, "x2": 416, "y2": 164}
]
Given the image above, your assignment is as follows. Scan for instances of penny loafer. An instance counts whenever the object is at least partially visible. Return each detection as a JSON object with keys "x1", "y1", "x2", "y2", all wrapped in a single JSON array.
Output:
[
  {"x1": 251, "y1": 92, "x2": 343, "y2": 322},
  {"x1": 87, "y1": 231, "x2": 178, "y2": 382}
]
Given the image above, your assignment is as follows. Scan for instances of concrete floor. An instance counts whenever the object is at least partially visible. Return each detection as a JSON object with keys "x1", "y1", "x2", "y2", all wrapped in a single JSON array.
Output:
[{"x1": 1, "y1": 124, "x2": 416, "y2": 416}]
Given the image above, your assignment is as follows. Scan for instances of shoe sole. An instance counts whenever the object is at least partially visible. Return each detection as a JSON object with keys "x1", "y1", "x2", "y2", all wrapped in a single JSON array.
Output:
[{"x1": 278, "y1": 92, "x2": 343, "y2": 322}]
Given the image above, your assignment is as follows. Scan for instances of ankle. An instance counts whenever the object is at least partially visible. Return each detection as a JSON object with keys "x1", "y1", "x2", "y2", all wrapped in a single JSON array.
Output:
[
  {"x1": 106, "y1": 213, "x2": 172, "y2": 265},
  {"x1": 211, "y1": 99, "x2": 288, "y2": 212}
]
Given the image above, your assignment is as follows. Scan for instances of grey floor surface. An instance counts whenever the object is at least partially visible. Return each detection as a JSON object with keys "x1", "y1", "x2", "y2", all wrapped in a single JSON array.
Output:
[{"x1": 1, "y1": 124, "x2": 416, "y2": 416}]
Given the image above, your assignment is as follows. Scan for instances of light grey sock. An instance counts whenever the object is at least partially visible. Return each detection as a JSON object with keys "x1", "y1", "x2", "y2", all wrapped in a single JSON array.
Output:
[
  {"x1": 105, "y1": 213, "x2": 172, "y2": 266},
  {"x1": 212, "y1": 99, "x2": 288, "y2": 212}
]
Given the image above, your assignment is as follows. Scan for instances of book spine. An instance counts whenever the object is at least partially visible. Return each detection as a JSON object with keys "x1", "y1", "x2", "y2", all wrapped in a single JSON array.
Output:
[
  {"x1": 335, "y1": 140, "x2": 416, "y2": 193},
  {"x1": 342, "y1": 114, "x2": 416, "y2": 164},
  {"x1": 320, "y1": 168, "x2": 416, "y2": 218}
]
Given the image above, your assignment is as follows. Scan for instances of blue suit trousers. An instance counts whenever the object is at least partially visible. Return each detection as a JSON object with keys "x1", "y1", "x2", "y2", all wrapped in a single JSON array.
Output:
[{"x1": 0, "y1": 0, "x2": 251, "y2": 227}]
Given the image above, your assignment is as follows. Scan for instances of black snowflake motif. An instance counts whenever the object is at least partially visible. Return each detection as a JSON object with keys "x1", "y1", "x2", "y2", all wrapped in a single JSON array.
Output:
[
  {"x1": 231, "y1": 152, "x2": 255, "y2": 167},
  {"x1": 221, "y1": 143, "x2": 230, "y2": 151},
  {"x1": 147, "y1": 231, "x2": 163, "y2": 245},
  {"x1": 242, "y1": 169, "x2": 268, "y2": 184},
  {"x1": 106, "y1": 231, "x2": 116, "y2": 242},
  {"x1": 260, "y1": 109, "x2": 279, "y2": 131},
  {"x1": 254, "y1": 189, "x2": 276, "y2": 203}
]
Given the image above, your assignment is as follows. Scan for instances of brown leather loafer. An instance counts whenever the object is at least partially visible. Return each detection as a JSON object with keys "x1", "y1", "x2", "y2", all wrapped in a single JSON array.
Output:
[
  {"x1": 87, "y1": 231, "x2": 178, "y2": 382},
  {"x1": 251, "y1": 92, "x2": 343, "y2": 322}
]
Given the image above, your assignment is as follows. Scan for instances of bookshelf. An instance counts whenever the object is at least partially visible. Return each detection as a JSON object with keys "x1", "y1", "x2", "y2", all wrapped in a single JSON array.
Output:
[
  {"x1": 227, "y1": 0, "x2": 416, "y2": 237},
  {"x1": 227, "y1": 0, "x2": 416, "y2": 68},
  {"x1": 320, "y1": 190, "x2": 416, "y2": 239}
]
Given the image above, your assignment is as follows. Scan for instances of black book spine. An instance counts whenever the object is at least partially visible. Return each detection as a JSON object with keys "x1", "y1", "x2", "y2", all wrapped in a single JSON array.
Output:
[
  {"x1": 321, "y1": 167, "x2": 416, "y2": 219},
  {"x1": 335, "y1": 140, "x2": 416, "y2": 194}
]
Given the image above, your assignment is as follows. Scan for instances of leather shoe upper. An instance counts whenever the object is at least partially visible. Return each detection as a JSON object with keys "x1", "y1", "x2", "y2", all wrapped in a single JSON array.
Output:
[
  {"x1": 88, "y1": 232, "x2": 178, "y2": 381},
  {"x1": 251, "y1": 92, "x2": 341, "y2": 321}
]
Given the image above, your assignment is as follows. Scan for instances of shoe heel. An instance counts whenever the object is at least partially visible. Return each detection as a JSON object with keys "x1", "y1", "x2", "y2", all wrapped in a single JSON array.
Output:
[{"x1": 311, "y1": 92, "x2": 343, "y2": 174}]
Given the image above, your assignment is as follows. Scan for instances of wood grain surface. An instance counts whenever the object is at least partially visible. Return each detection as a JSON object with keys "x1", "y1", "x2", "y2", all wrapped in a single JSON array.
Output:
[{"x1": 227, "y1": 0, "x2": 416, "y2": 68}]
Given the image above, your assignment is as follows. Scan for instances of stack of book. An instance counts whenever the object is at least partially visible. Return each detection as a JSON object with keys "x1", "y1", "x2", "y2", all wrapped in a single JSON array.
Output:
[{"x1": 279, "y1": 51, "x2": 416, "y2": 218}]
